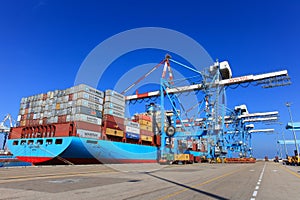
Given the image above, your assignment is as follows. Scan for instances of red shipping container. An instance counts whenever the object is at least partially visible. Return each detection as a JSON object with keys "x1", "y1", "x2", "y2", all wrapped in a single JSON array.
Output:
[
  {"x1": 55, "y1": 122, "x2": 76, "y2": 137},
  {"x1": 134, "y1": 114, "x2": 151, "y2": 121},
  {"x1": 189, "y1": 154, "x2": 194, "y2": 162},
  {"x1": 192, "y1": 143, "x2": 197, "y2": 151},
  {"x1": 42, "y1": 94, "x2": 47, "y2": 100},
  {"x1": 42, "y1": 117, "x2": 47, "y2": 125},
  {"x1": 194, "y1": 156, "x2": 201, "y2": 163},
  {"x1": 69, "y1": 93, "x2": 73, "y2": 101},
  {"x1": 140, "y1": 129, "x2": 153, "y2": 136},
  {"x1": 9, "y1": 127, "x2": 22, "y2": 139},
  {"x1": 103, "y1": 120, "x2": 125, "y2": 131},
  {"x1": 103, "y1": 114, "x2": 124, "y2": 124},
  {"x1": 75, "y1": 121, "x2": 102, "y2": 133},
  {"x1": 58, "y1": 115, "x2": 67, "y2": 123}
]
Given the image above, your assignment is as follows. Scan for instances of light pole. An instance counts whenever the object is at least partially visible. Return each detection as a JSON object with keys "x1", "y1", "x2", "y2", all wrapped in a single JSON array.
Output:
[
  {"x1": 286, "y1": 102, "x2": 299, "y2": 163},
  {"x1": 281, "y1": 129, "x2": 288, "y2": 158}
]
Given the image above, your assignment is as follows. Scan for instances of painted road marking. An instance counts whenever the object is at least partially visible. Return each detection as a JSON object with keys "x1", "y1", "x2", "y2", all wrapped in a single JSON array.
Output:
[
  {"x1": 279, "y1": 165, "x2": 300, "y2": 179},
  {"x1": 250, "y1": 162, "x2": 266, "y2": 200},
  {"x1": 253, "y1": 191, "x2": 258, "y2": 197},
  {"x1": 158, "y1": 166, "x2": 251, "y2": 200},
  {"x1": 0, "y1": 170, "x2": 118, "y2": 184}
]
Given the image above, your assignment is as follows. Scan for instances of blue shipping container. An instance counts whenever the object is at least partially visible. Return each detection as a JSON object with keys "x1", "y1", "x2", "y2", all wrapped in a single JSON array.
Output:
[{"x1": 126, "y1": 132, "x2": 140, "y2": 140}]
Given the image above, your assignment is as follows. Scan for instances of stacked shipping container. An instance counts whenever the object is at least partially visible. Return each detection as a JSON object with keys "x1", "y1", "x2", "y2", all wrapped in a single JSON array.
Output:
[
  {"x1": 125, "y1": 119, "x2": 140, "y2": 140},
  {"x1": 102, "y1": 90, "x2": 126, "y2": 140},
  {"x1": 133, "y1": 114, "x2": 153, "y2": 143},
  {"x1": 17, "y1": 84, "x2": 104, "y2": 139},
  {"x1": 16, "y1": 84, "x2": 159, "y2": 144}
]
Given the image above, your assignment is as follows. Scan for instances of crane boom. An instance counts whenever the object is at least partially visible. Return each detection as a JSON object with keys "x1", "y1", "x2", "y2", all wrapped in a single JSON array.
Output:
[{"x1": 126, "y1": 70, "x2": 289, "y2": 101}]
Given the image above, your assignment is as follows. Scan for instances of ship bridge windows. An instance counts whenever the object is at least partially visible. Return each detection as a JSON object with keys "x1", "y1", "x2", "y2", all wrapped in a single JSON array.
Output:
[
  {"x1": 37, "y1": 139, "x2": 43, "y2": 145},
  {"x1": 21, "y1": 140, "x2": 26, "y2": 145},
  {"x1": 46, "y1": 139, "x2": 53, "y2": 145},
  {"x1": 13, "y1": 141, "x2": 19, "y2": 145},
  {"x1": 55, "y1": 139, "x2": 63, "y2": 144},
  {"x1": 28, "y1": 140, "x2": 34, "y2": 145}
]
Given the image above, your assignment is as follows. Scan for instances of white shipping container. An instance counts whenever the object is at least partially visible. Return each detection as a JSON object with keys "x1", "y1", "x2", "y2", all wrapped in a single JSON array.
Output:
[
  {"x1": 73, "y1": 91, "x2": 104, "y2": 104},
  {"x1": 66, "y1": 115, "x2": 75, "y2": 122},
  {"x1": 36, "y1": 107, "x2": 42, "y2": 113},
  {"x1": 62, "y1": 109, "x2": 67, "y2": 115},
  {"x1": 125, "y1": 126, "x2": 140, "y2": 134},
  {"x1": 125, "y1": 120, "x2": 140, "y2": 128},
  {"x1": 67, "y1": 101, "x2": 73, "y2": 108},
  {"x1": 103, "y1": 109, "x2": 125, "y2": 118},
  {"x1": 19, "y1": 109, "x2": 25, "y2": 115},
  {"x1": 57, "y1": 97, "x2": 63, "y2": 103},
  {"x1": 17, "y1": 115, "x2": 21, "y2": 122},
  {"x1": 76, "y1": 99, "x2": 103, "y2": 110},
  {"x1": 67, "y1": 108, "x2": 72, "y2": 115},
  {"x1": 104, "y1": 95, "x2": 125, "y2": 107},
  {"x1": 63, "y1": 95, "x2": 69, "y2": 102},
  {"x1": 104, "y1": 102, "x2": 125, "y2": 112},
  {"x1": 74, "y1": 114, "x2": 102, "y2": 125},
  {"x1": 20, "y1": 103, "x2": 26, "y2": 110},
  {"x1": 105, "y1": 90, "x2": 125, "y2": 101},
  {"x1": 54, "y1": 116, "x2": 58, "y2": 122},
  {"x1": 77, "y1": 129, "x2": 101, "y2": 139},
  {"x1": 71, "y1": 84, "x2": 104, "y2": 98},
  {"x1": 46, "y1": 99, "x2": 52, "y2": 104}
]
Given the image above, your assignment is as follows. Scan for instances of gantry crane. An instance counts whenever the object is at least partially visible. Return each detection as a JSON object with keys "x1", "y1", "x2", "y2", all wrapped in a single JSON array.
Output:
[
  {"x1": 0, "y1": 114, "x2": 14, "y2": 150},
  {"x1": 123, "y1": 55, "x2": 290, "y2": 162}
]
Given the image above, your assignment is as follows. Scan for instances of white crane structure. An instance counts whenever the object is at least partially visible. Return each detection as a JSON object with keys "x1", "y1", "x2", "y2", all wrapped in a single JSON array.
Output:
[{"x1": 0, "y1": 114, "x2": 14, "y2": 151}]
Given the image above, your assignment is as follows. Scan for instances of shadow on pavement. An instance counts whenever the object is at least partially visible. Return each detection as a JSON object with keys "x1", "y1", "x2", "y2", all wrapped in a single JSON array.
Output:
[{"x1": 145, "y1": 172, "x2": 229, "y2": 200}]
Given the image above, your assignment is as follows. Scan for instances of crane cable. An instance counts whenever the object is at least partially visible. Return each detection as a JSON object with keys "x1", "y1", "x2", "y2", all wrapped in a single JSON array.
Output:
[{"x1": 121, "y1": 59, "x2": 165, "y2": 95}]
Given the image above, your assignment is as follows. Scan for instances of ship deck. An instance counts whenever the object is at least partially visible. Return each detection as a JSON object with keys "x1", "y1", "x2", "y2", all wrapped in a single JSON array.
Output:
[{"x1": 0, "y1": 162, "x2": 299, "y2": 200}]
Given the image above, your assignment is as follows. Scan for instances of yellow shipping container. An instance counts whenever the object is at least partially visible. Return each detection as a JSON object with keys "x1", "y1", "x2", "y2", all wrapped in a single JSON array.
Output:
[
  {"x1": 139, "y1": 119, "x2": 152, "y2": 127},
  {"x1": 140, "y1": 124, "x2": 152, "y2": 131},
  {"x1": 141, "y1": 135, "x2": 153, "y2": 142},
  {"x1": 56, "y1": 103, "x2": 60, "y2": 110},
  {"x1": 105, "y1": 128, "x2": 124, "y2": 137},
  {"x1": 174, "y1": 154, "x2": 190, "y2": 161},
  {"x1": 20, "y1": 121, "x2": 26, "y2": 126}
]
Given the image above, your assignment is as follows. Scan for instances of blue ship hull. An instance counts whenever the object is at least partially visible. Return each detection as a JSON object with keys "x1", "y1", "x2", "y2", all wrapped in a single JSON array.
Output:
[{"x1": 7, "y1": 137, "x2": 159, "y2": 165}]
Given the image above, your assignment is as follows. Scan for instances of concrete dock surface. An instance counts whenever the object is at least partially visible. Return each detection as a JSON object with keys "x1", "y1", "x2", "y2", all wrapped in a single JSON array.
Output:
[{"x1": 0, "y1": 161, "x2": 299, "y2": 200}]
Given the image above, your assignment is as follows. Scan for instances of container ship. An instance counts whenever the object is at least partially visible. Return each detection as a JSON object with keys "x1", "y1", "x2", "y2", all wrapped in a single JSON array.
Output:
[{"x1": 7, "y1": 84, "x2": 205, "y2": 165}]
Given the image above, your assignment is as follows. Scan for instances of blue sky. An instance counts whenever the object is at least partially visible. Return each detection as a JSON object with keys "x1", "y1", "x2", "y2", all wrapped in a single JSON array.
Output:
[{"x1": 0, "y1": 0, "x2": 300, "y2": 158}]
